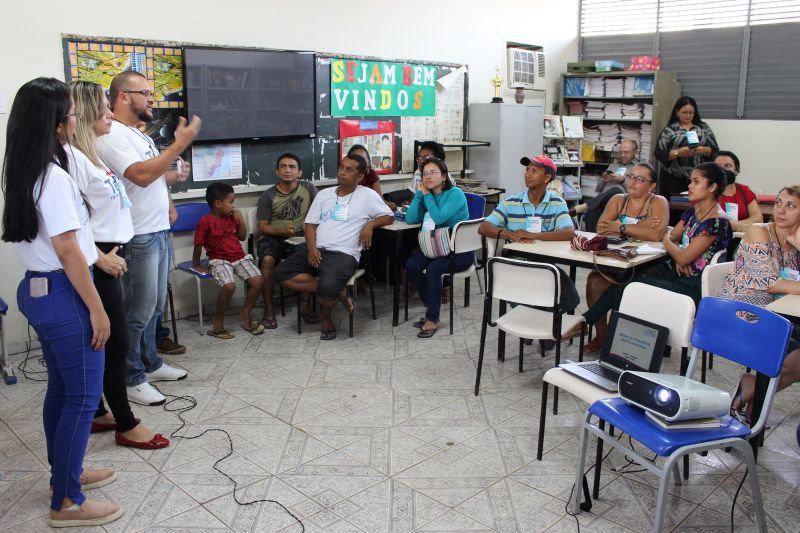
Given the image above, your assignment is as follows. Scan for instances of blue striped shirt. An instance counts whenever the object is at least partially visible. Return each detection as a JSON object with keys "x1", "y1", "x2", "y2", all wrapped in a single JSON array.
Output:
[{"x1": 485, "y1": 189, "x2": 574, "y2": 232}]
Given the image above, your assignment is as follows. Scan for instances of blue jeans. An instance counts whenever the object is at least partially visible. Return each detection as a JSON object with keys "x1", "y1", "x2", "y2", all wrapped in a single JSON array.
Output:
[
  {"x1": 122, "y1": 230, "x2": 169, "y2": 386},
  {"x1": 405, "y1": 251, "x2": 475, "y2": 323},
  {"x1": 17, "y1": 271, "x2": 104, "y2": 510},
  {"x1": 155, "y1": 312, "x2": 170, "y2": 343}
]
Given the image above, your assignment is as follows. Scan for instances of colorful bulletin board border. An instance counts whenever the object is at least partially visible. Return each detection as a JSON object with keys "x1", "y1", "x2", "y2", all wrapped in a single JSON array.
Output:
[
  {"x1": 330, "y1": 58, "x2": 436, "y2": 117},
  {"x1": 339, "y1": 119, "x2": 396, "y2": 174},
  {"x1": 65, "y1": 39, "x2": 184, "y2": 109}
]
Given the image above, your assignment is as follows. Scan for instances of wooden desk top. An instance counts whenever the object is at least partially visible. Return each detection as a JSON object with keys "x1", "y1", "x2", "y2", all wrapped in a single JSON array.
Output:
[
  {"x1": 503, "y1": 239, "x2": 667, "y2": 270},
  {"x1": 766, "y1": 294, "x2": 800, "y2": 321},
  {"x1": 378, "y1": 220, "x2": 422, "y2": 232}
]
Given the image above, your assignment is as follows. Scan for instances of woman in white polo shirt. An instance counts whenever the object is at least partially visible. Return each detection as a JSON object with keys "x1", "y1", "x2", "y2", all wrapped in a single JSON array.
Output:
[
  {"x1": 1, "y1": 78, "x2": 122, "y2": 527},
  {"x1": 69, "y1": 81, "x2": 169, "y2": 450}
]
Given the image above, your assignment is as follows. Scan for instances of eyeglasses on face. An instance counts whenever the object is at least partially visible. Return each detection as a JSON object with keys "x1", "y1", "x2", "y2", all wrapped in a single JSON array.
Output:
[
  {"x1": 422, "y1": 170, "x2": 441, "y2": 177},
  {"x1": 629, "y1": 174, "x2": 652, "y2": 184},
  {"x1": 678, "y1": 110, "x2": 695, "y2": 116},
  {"x1": 124, "y1": 89, "x2": 155, "y2": 98},
  {"x1": 64, "y1": 112, "x2": 81, "y2": 119}
]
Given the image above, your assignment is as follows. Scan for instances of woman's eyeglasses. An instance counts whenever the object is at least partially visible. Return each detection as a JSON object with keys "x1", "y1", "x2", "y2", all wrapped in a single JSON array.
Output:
[
  {"x1": 422, "y1": 170, "x2": 441, "y2": 177},
  {"x1": 629, "y1": 174, "x2": 652, "y2": 184}
]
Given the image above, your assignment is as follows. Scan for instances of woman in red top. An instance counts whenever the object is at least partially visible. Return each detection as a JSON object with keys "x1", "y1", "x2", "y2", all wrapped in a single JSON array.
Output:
[
  {"x1": 715, "y1": 150, "x2": 763, "y2": 232},
  {"x1": 347, "y1": 144, "x2": 382, "y2": 195}
]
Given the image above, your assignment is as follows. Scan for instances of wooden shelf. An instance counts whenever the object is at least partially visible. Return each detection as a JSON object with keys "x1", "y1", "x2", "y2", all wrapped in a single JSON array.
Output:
[
  {"x1": 582, "y1": 118, "x2": 652, "y2": 123},
  {"x1": 564, "y1": 96, "x2": 653, "y2": 100}
]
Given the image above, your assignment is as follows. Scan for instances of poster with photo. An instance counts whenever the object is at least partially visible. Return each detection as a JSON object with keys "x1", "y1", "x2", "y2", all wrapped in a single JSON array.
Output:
[{"x1": 339, "y1": 119, "x2": 396, "y2": 174}]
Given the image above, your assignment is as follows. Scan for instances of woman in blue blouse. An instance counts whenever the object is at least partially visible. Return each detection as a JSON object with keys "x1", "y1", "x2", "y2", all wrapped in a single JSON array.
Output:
[{"x1": 405, "y1": 158, "x2": 470, "y2": 338}]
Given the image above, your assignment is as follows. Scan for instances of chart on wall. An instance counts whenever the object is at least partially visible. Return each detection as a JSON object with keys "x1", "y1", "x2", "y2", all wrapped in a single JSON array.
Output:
[{"x1": 64, "y1": 39, "x2": 184, "y2": 147}]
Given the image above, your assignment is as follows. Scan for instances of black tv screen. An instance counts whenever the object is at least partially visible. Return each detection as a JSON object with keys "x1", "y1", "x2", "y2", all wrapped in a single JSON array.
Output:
[{"x1": 184, "y1": 47, "x2": 315, "y2": 141}]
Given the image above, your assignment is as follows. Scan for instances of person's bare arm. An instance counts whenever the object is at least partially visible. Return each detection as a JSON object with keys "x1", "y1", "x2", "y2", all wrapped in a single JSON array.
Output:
[
  {"x1": 731, "y1": 199, "x2": 764, "y2": 232},
  {"x1": 168, "y1": 193, "x2": 178, "y2": 226},
  {"x1": 623, "y1": 196, "x2": 669, "y2": 242},
  {"x1": 233, "y1": 210, "x2": 247, "y2": 241},
  {"x1": 258, "y1": 219, "x2": 295, "y2": 238},
  {"x1": 304, "y1": 223, "x2": 321, "y2": 267},
  {"x1": 191, "y1": 244, "x2": 209, "y2": 274},
  {"x1": 52, "y1": 231, "x2": 110, "y2": 350},
  {"x1": 479, "y1": 220, "x2": 510, "y2": 240},
  {"x1": 663, "y1": 232, "x2": 717, "y2": 267},
  {"x1": 359, "y1": 215, "x2": 394, "y2": 249},
  {"x1": 123, "y1": 117, "x2": 201, "y2": 187}
]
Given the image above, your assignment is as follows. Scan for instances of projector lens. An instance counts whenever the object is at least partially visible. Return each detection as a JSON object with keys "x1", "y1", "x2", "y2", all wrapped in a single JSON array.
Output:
[{"x1": 655, "y1": 387, "x2": 671, "y2": 406}]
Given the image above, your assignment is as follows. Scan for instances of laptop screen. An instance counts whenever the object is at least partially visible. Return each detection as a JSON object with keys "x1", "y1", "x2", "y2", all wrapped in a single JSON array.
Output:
[{"x1": 604, "y1": 311, "x2": 668, "y2": 372}]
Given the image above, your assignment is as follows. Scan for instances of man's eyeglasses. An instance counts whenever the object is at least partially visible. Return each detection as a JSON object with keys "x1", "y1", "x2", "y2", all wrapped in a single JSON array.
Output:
[
  {"x1": 629, "y1": 174, "x2": 652, "y2": 184},
  {"x1": 124, "y1": 89, "x2": 155, "y2": 98}
]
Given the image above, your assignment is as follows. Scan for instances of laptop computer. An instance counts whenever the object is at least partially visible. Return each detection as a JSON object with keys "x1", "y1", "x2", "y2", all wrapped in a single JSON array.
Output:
[{"x1": 559, "y1": 310, "x2": 669, "y2": 391}]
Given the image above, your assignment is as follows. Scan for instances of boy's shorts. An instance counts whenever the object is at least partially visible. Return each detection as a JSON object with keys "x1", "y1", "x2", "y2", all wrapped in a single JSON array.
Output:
[{"x1": 208, "y1": 254, "x2": 261, "y2": 287}]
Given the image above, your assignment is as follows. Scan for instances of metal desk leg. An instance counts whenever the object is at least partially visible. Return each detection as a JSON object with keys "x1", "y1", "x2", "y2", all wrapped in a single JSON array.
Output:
[{"x1": 392, "y1": 232, "x2": 402, "y2": 327}]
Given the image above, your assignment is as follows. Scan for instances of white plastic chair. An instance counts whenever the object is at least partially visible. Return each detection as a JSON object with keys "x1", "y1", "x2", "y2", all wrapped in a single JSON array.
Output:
[
  {"x1": 536, "y1": 282, "x2": 696, "y2": 496},
  {"x1": 473, "y1": 256, "x2": 586, "y2": 396},
  {"x1": 404, "y1": 218, "x2": 485, "y2": 335}
]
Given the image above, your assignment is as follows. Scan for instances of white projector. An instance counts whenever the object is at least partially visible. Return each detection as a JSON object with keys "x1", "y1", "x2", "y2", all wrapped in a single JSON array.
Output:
[{"x1": 618, "y1": 371, "x2": 731, "y2": 422}]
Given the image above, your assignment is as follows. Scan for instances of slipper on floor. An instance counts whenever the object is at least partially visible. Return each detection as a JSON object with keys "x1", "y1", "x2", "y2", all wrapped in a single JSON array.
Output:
[
  {"x1": 417, "y1": 327, "x2": 438, "y2": 339},
  {"x1": 301, "y1": 310, "x2": 321, "y2": 325},
  {"x1": 242, "y1": 323, "x2": 266, "y2": 336},
  {"x1": 412, "y1": 317, "x2": 426, "y2": 329},
  {"x1": 261, "y1": 317, "x2": 278, "y2": 329},
  {"x1": 207, "y1": 329, "x2": 234, "y2": 340},
  {"x1": 320, "y1": 328, "x2": 337, "y2": 341}
]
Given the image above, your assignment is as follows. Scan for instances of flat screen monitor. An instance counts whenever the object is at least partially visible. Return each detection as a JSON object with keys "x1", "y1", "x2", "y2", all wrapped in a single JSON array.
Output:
[{"x1": 184, "y1": 47, "x2": 315, "y2": 141}]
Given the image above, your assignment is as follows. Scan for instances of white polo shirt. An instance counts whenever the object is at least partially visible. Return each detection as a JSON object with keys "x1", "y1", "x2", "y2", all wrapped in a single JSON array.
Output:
[
  {"x1": 66, "y1": 145, "x2": 134, "y2": 244},
  {"x1": 96, "y1": 121, "x2": 169, "y2": 235},
  {"x1": 13, "y1": 163, "x2": 98, "y2": 272}
]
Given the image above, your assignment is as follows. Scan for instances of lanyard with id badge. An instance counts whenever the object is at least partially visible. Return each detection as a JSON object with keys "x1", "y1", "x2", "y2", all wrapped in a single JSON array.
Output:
[
  {"x1": 333, "y1": 190, "x2": 353, "y2": 221},
  {"x1": 620, "y1": 215, "x2": 639, "y2": 226}
]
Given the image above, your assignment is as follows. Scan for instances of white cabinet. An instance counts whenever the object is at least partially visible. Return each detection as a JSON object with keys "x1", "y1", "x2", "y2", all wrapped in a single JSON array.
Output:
[{"x1": 468, "y1": 103, "x2": 544, "y2": 198}]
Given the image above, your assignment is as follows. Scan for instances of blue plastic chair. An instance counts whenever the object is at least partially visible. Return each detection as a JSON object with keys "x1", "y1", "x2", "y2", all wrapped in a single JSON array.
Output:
[
  {"x1": 464, "y1": 192, "x2": 486, "y2": 220},
  {"x1": 570, "y1": 297, "x2": 791, "y2": 532},
  {"x1": 0, "y1": 297, "x2": 16, "y2": 384},
  {"x1": 169, "y1": 202, "x2": 212, "y2": 334}
]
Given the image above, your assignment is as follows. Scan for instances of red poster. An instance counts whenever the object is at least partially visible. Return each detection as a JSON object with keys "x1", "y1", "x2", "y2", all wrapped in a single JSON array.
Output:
[{"x1": 339, "y1": 120, "x2": 396, "y2": 174}]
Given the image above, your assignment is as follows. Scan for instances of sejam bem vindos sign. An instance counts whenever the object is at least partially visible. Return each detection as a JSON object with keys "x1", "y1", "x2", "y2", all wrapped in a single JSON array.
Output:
[{"x1": 330, "y1": 58, "x2": 436, "y2": 117}]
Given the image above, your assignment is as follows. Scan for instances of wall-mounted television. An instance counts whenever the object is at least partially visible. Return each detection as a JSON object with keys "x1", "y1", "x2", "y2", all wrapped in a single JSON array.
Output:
[{"x1": 184, "y1": 47, "x2": 315, "y2": 142}]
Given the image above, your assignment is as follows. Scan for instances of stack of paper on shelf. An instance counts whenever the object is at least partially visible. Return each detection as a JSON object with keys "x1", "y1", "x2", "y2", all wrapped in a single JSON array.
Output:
[
  {"x1": 583, "y1": 125, "x2": 600, "y2": 145},
  {"x1": 620, "y1": 124, "x2": 642, "y2": 151},
  {"x1": 562, "y1": 115, "x2": 583, "y2": 138},
  {"x1": 605, "y1": 77, "x2": 624, "y2": 97},
  {"x1": 643, "y1": 103, "x2": 653, "y2": 120},
  {"x1": 622, "y1": 103, "x2": 643, "y2": 119},
  {"x1": 624, "y1": 77, "x2": 637, "y2": 97},
  {"x1": 598, "y1": 123, "x2": 621, "y2": 151},
  {"x1": 586, "y1": 100, "x2": 605, "y2": 119},
  {"x1": 640, "y1": 124, "x2": 653, "y2": 161},
  {"x1": 588, "y1": 77, "x2": 605, "y2": 97},
  {"x1": 604, "y1": 102, "x2": 623, "y2": 120}
]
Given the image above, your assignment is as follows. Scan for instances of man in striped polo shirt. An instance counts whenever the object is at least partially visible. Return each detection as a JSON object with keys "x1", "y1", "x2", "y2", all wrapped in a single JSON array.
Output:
[{"x1": 479, "y1": 155, "x2": 575, "y2": 243}]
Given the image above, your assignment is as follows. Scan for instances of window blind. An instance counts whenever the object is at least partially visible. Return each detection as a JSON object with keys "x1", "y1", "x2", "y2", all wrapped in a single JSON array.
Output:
[
  {"x1": 744, "y1": 22, "x2": 800, "y2": 119},
  {"x1": 580, "y1": 0, "x2": 658, "y2": 37},
  {"x1": 750, "y1": 0, "x2": 800, "y2": 24},
  {"x1": 657, "y1": 0, "x2": 750, "y2": 32}
]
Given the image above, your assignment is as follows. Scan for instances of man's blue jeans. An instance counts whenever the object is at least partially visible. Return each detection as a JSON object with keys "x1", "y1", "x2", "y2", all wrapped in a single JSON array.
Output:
[
  {"x1": 122, "y1": 230, "x2": 169, "y2": 386},
  {"x1": 18, "y1": 270, "x2": 104, "y2": 510}
]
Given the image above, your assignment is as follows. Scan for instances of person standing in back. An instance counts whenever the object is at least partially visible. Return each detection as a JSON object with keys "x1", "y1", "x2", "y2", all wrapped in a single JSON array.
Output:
[{"x1": 97, "y1": 71, "x2": 201, "y2": 406}]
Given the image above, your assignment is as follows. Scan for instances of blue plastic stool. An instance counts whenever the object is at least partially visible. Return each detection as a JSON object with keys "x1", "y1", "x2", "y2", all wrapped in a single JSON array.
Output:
[{"x1": 0, "y1": 297, "x2": 17, "y2": 384}]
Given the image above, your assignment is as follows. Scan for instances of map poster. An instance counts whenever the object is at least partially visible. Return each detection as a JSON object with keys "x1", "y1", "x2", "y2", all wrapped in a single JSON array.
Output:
[
  {"x1": 191, "y1": 144, "x2": 243, "y2": 182},
  {"x1": 339, "y1": 119, "x2": 396, "y2": 174},
  {"x1": 330, "y1": 58, "x2": 436, "y2": 117}
]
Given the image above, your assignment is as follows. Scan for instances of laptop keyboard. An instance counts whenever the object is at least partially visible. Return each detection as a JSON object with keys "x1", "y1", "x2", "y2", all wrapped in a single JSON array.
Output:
[{"x1": 581, "y1": 361, "x2": 621, "y2": 382}]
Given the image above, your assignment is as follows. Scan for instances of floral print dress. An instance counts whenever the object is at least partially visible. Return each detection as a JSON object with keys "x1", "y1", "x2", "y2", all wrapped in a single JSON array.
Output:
[{"x1": 675, "y1": 207, "x2": 731, "y2": 276}]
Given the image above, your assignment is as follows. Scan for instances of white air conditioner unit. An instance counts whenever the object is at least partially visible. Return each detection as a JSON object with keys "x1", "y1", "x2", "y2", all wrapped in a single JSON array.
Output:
[{"x1": 507, "y1": 48, "x2": 546, "y2": 91}]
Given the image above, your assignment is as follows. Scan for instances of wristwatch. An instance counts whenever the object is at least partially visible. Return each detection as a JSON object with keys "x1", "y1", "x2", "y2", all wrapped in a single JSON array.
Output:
[{"x1": 620, "y1": 224, "x2": 626, "y2": 236}]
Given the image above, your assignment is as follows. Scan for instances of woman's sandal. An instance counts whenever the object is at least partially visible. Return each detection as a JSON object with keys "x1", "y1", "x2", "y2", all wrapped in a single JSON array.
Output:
[
  {"x1": 412, "y1": 317, "x2": 426, "y2": 329},
  {"x1": 417, "y1": 325, "x2": 439, "y2": 338},
  {"x1": 261, "y1": 317, "x2": 278, "y2": 329},
  {"x1": 730, "y1": 376, "x2": 753, "y2": 425},
  {"x1": 242, "y1": 323, "x2": 266, "y2": 336},
  {"x1": 320, "y1": 328, "x2": 337, "y2": 341}
]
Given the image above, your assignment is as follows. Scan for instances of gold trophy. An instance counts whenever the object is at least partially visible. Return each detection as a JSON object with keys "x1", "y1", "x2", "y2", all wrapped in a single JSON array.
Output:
[{"x1": 491, "y1": 66, "x2": 504, "y2": 103}]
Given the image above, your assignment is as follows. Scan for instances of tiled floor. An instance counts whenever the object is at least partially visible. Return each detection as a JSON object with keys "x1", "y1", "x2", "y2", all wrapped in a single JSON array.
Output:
[{"x1": 1, "y1": 274, "x2": 799, "y2": 532}]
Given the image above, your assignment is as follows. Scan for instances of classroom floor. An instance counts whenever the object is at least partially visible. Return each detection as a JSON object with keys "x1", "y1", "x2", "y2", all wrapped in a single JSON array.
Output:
[{"x1": 1, "y1": 272, "x2": 800, "y2": 532}]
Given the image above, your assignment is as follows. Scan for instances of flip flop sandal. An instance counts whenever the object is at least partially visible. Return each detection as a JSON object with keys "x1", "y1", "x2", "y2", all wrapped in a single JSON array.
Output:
[
  {"x1": 242, "y1": 323, "x2": 266, "y2": 336},
  {"x1": 207, "y1": 329, "x2": 234, "y2": 340},
  {"x1": 417, "y1": 327, "x2": 438, "y2": 339},
  {"x1": 412, "y1": 317, "x2": 426, "y2": 329},
  {"x1": 301, "y1": 311, "x2": 321, "y2": 325},
  {"x1": 261, "y1": 317, "x2": 278, "y2": 329},
  {"x1": 320, "y1": 328, "x2": 337, "y2": 341}
]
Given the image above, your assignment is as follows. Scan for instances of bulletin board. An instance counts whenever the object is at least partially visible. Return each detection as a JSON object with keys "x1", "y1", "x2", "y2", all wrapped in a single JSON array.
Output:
[{"x1": 62, "y1": 36, "x2": 468, "y2": 192}]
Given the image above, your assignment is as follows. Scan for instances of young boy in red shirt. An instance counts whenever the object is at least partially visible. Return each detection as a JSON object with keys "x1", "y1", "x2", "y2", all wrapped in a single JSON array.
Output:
[{"x1": 193, "y1": 182, "x2": 264, "y2": 338}]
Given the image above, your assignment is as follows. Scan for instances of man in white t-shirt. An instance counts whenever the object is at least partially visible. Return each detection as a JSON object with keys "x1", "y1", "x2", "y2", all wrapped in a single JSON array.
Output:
[
  {"x1": 275, "y1": 155, "x2": 394, "y2": 340},
  {"x1": 96, "y1": 71, "x2": 202, "y2": 406}
]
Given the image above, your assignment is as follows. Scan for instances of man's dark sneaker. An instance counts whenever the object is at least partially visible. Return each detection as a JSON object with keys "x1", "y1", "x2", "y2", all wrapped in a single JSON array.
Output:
[{"x1": 157, "y1": 337, "x2": 186, "y2": 355}]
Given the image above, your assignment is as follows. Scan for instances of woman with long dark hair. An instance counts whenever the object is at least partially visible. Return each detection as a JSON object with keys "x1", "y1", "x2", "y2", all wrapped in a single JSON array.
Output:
[
  {"x1": 1, "y1": 78, "x2": 122, "y2": 527},
  {"x1": 655, "y1": 96, "x2": 719, "y2": 213},
  {"x1": 69, "y1": 80, "x2": 168, "y2": 449}
]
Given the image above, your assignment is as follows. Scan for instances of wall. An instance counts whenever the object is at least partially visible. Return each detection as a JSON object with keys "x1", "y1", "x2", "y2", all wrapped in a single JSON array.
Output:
[
  {"x1": 0, "y1": 0, "x2": 580, "y2": 343},
  {"x1": 705, "y1": 119, "x2": 796, "y2": 195}
]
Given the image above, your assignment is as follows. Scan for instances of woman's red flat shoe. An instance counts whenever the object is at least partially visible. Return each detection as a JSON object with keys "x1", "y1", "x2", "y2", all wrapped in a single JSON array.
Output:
[
  {"x1": 91, "y1": 417, "x2": 141, "y2": 433},
  {"x1": 114, "y1": 431, "x2": 170, "y2": 449}
]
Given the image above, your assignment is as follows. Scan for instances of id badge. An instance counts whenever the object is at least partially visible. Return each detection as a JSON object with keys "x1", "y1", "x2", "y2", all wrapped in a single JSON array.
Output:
[
  {"x1": 620, "y1": 216, "x2": 639, "y2": 225},
  {"x1": 526, "y1": 216, "x2": 542, "y2": 233},
  {"x1": 779, "y1": 267, "x2": 800, "y2": 282},
  {"x1": 30, "y1": 277, "x2": 49, "y2": 298},
  {"x1": 725, "y1": 202, "x2": 739, "y2": 222},
  {"x1": 332, "y1": 203, "x2": 349, "y2": 221},
  {"x1": 422, "y1": 212, "x2": 436, "y2": 231},
  {"x1": 685, "y1": 130, "x2": 699, "y2": 145}
]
